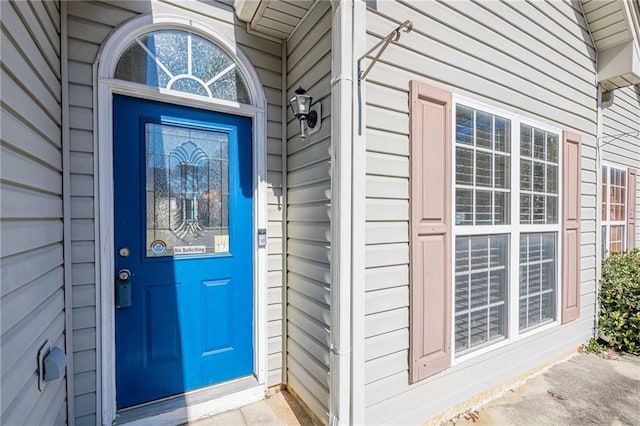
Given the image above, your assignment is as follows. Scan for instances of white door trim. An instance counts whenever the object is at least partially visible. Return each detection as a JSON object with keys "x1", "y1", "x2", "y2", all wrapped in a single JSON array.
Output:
[{"x1": 94, "y1": 14, "x2": 268, "y2": 425}]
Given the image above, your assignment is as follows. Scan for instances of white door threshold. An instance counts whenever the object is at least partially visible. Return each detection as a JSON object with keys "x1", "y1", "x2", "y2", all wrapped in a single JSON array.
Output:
[{"x1": 116, "y1": 376, "x2": 264, "y2": 425}]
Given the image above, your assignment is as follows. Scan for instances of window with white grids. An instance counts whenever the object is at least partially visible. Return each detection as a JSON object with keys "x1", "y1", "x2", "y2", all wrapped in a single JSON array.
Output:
[
  {"x1": 519, "y1": 233, "x2": 556, "y2": 331},
  {"x1": 601, "y1": 165, "x2": 627, "y2": 257},
  {"x1": 454, "y1": 100, "x2": 561, "y2": 358},
  {"x1": 455, "y1": 105, "x2": 511, "y2": 226},
  {"x1": 455, "y1": 235, "x2": 508, "y2": 355}
]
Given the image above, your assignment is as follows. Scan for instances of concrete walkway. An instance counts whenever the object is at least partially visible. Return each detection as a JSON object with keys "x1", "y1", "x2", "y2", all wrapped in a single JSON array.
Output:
[
  {"x1": 447, "y1": 352, "x2": 640, "y2": 426},
  {"x1": 189, "y1": 389, "x2": 313, "y2": 425},
  {"x1": 189, "y1": 353, "x2": 639, "y2": 426}
]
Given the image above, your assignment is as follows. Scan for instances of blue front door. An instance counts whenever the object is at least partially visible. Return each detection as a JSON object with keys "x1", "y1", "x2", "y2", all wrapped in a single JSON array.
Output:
[{"x1": 113, "y1": 95, "x2": 253, "y2": 409}]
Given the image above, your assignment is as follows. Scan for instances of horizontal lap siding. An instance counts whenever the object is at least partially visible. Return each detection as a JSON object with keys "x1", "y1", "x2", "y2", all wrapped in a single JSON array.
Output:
[
  {"x1": 0, "y1": 1, "x2": 66, "y2": 424},
  {"x1": 364, "y1": 1, "x2": 597, "y2": 423},
  {"x1": 285, "y1": 2, "x2": 332, "y2": 424},
  {"x1": 601, "y1": 86, "x2": 640, "y2": 246},
  {"x1": 66, "y1": 1, "x2": 284, "y2": 422}
]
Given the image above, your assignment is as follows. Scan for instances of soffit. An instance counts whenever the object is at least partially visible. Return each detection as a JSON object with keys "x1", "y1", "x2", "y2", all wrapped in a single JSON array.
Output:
[
  {"x1": 234, "y1": 0, "x2": 315, "y2": 39},
  {"x1": 581, "y1": 0, "x2": 640, "y2": 89},
  {"x1": 582, "y1": 0, "x2": 634, "y2": 50}
]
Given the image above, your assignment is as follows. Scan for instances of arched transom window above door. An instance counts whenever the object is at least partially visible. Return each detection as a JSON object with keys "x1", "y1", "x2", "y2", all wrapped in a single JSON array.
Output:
[{"x1": 115, "y1": 30, "x2": 251, "y2": 104}]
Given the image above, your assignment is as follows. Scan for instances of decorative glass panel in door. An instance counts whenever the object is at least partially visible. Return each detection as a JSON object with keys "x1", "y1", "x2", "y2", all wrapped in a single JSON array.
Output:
[{"x1": 146, "y1": 123, "x2": 230, "y2": 256}]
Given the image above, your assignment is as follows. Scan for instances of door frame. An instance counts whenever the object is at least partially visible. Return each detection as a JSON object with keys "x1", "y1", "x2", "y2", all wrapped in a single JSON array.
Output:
[{"x1": 95, "y1": 14, "x2": 268, "y2": 425}]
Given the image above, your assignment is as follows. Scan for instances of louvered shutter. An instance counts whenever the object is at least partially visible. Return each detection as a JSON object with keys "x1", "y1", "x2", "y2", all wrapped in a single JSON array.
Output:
[
  {"x1": 562, "y1": 131, "x2": 581, "y2": 324},
  {"x1": 410, "y1": 81, "x2": 452, "y2": 382},
  {"x1": 627, "y1": 168, "x2": 636, "y2": 249}
]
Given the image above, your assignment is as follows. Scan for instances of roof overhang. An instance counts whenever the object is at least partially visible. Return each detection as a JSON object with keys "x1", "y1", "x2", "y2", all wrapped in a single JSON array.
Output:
[
  {"x1": 582, "y1": 0, "x2": 640, "y2": 90},
  {"x1": 234, "y1": 0, "x2": 315, "y2": 40}
]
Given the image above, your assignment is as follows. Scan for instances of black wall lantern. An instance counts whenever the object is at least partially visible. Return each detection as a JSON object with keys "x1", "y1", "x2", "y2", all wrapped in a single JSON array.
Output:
[{"x1": 289, "y1": 86, "x2": 320, "y2": 138}]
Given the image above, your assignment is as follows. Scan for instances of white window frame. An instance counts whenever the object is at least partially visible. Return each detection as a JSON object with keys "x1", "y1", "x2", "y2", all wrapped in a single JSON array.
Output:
[
  {"x1": 450, "y1": 96, "x2": 562, "y2": 364},
  {"x1": 601, "y1": 163, "x2": 628, "y2": 257}
]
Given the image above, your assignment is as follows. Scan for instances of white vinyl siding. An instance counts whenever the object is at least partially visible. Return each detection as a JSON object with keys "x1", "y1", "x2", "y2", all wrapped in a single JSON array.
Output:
[
  {"x1": 364, "y1": 1, "x2": 597, "y2": 423},
  {"x1": 66, "y1": 1, "x2": 284, "y2": 423},
  {"x1": 1, "y1": 1, "x2": 66, "y2": 425},
  {"x1": 600, "y1": 85, "x2": 640, "y2": 249},
  {"x1": 285, "y1": 2, "x2": 332, "y2": 423}
]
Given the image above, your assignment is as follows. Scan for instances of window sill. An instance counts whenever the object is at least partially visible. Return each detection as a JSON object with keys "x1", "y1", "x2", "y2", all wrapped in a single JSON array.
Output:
[{"x1": 452, "y1": 320, "x2": 560, "y2": 365}]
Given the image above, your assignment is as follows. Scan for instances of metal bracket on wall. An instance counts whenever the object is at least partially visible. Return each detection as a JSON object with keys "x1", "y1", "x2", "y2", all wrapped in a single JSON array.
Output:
[
  {"x1": 357, "y1": 20, "x2": 413, "y2": 84},
  {"x1": 356, "y1": 20, "x2": 413, "y2": 134},
  {"x1": 598, "y1": 131, "x2": 640, "y2": 149}
]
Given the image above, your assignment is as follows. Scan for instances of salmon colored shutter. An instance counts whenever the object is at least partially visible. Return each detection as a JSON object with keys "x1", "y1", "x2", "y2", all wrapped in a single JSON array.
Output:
[
  {"x1": 627, "y1": 169, "x2": 636, "y2": 249},
  {"x1": 409, "y1": 81, "x2": 452, "y2": 382},
  {"x1": 562, "y1": 131, "x2": 581, "y2": 324}
]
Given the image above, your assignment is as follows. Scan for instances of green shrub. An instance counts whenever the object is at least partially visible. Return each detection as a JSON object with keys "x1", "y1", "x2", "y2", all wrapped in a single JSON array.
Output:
[{"x1": 598, "y1": 248, "x2": 640, "y2": 354}]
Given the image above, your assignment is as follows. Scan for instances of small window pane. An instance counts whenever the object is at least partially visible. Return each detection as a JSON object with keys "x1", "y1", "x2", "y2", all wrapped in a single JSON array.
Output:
[
  {"x1": 456, "y1": 105, "x2": 474, "y2": 145},
  {"x1": 546, "y1": 165, "x2": 558, "y2": 194},
  {"x1": 456, "y1": 147, "x2": 474, "y2": 185},
  {"x1": 533, "y1": 129, "x2": 545, "y2": 159},
  {"x1": 456, "y1": 238, "x2": 470, "y2": 272},
  {"x1": 520, "y1": 194, "x2": 532, "y2": 223},
  {"x1": 456, "y1": 189, "x2": 473, "y2": 225},
  {"x1": 546, "y1": 196, "x2": 558, "y2": 224},
  {"x1": 520, "y1": 160, "x2": 532, "y2": 191},
  {"x1": 475, "y1": 190, "x2": 493, "y2": 224},
  {"x1": 520, "y1": 125, "x2": 532, "y2": 158},
  {"x1": 495, "y1": 155, "x2": 509, "y2": 189},
  {"x1": 476, "y1": 112, "x2": 492, "y2": 149},
  {"x1": 546, "y1": 134, "x2": 558, "y2": 162},
  {"x1": 476, "y1": 151, "x2": 492, "y2": 187},
  {"x1": 610, "y1": 225, "x2": 625, "y2": 253},
  {"x1": 533, "y1": 195, "x2": 545, "y2": 224},
  {"x1": 533, "y1": 163, "x2": 545, "y2": 192},
  {"x1": 495, "y1": 117, "x2": 510, "y2": 153},
  {"x1": 456, "y1": 274, "x2": 470, "y2": 311},
  {"x1": 494, "y1": 192, "x2": 509, "y2": 225}
]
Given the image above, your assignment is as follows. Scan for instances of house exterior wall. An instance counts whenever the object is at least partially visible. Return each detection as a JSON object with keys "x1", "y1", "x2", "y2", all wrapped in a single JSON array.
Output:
[
  {"x1": 0, "y1": 1, "x2": 67, "y2": 424},
  {"x1": 363, "y1": 1, "x2": 598, "y2": 423},
  {"x1": 65, "y1": 1, "x2": 284, "y2": 423},
  {"x1": 285, "y1": 2, "x2": 333, "y2": 423},
  {"x1": 601, "y1": 85, "x2": 640, "y2": 246}
]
